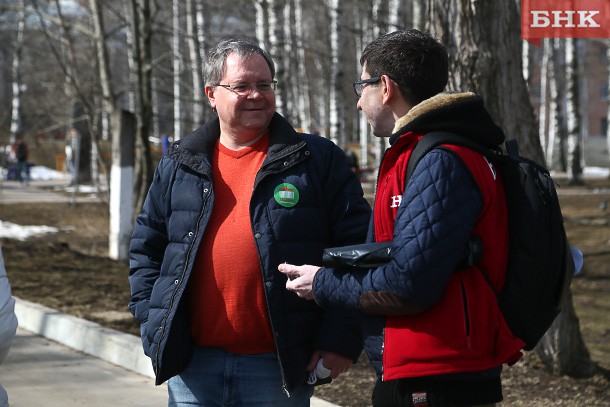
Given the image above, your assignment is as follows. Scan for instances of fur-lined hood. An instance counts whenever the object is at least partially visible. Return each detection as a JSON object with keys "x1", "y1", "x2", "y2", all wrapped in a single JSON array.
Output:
[{"x1": 390, "y1": 92, "x2": 505, "y2": 148}]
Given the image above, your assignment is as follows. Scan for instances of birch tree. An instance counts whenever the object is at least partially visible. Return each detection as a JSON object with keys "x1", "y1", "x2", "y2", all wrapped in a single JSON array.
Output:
[
  {"x1": 9, "y1": 0, "x2": 25, "y2": 145},
  {"x1": 186, "y1": 0, "x2": 205, "y2": 127},
  {"x1": 129, "y1": 0, "x2": 154, "y2": 216},
  {"x1": 294, "y1": 0, "x2": 312, "y2": 132},
  {"x1": 538, "y1": 39, "x2": 550, "y2": 163},
  {"x1": 267, "y1": 0, "x2": 287, "y2": 116},
  {"x1": 172, "y1": 0, "x2": 182, "y2": 140},
  {"x1": 547, "y1": 38, "x2": 568, "y2": 171},
  {"x1": 388, "y1": 0, "x2": 402, "y2": 31},
  {"x1": 88, "y1": 0, "x2": 116, "y2": 186},
  {"x1": 565, "y1": 38, "x2": 585, "y2": 185},
  {"x1": 282, "y1": 1, "x2": 295, "y2": 123},
  {"x1": 328, "y1": 0, "x2": 342, "y2": 146},
  {"x1": 255, "y1": 0, "x2": 270, "y2": 51},
  {"x1": 354, "y1": 3, "x2": 373, "y2": 169}
]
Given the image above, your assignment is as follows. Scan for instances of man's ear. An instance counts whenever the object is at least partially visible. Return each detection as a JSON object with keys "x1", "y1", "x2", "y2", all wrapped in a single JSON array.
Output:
[
  {"x1": 380, "y1": 75, "x2": 394, "y2": 105},
  {"x1": 205, "y1": 85, "x2": 216, "y2": 109}
]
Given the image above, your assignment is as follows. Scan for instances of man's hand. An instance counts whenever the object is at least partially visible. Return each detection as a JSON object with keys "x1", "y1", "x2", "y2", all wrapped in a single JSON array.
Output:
[
  {"x1": 278, "y1": 263, "x2": 320, "y2": 300},
  {"x1": 308, "y1": 350, "x2": 353, "y2": 380}
]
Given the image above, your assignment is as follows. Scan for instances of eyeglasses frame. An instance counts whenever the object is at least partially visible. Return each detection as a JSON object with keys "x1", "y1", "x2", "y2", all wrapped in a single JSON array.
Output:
[
  {"x1": 216, "y1": 80, "x2": 278, "y2": 96},
  {"x1": 353, "y1": 76, "x2": 382, "y2": 97}
]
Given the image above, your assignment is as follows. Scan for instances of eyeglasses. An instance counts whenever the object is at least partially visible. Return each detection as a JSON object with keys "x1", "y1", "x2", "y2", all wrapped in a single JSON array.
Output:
[
  {"x1": 216, "y1": 81, "x2": 278, "y2": 96},
  {"x1": 353, "y1": 77, "x2": 381, "y2": 97}
]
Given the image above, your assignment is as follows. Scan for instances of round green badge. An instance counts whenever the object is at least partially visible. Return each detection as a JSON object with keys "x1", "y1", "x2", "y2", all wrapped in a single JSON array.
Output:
[{"x1": 274, "y1": 183, "x2": 299, "y2": 207}]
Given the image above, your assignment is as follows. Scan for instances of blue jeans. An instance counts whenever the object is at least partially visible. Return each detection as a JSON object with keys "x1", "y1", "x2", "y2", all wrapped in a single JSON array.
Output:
[{"x1": 168, "y1": 347, "x2": 313, "y2": 406}]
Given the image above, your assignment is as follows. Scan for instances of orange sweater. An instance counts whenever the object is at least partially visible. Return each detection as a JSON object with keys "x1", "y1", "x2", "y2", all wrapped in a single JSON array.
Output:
[{"x1": 187, "y1": 135, "x2": 275, "y2": 354}]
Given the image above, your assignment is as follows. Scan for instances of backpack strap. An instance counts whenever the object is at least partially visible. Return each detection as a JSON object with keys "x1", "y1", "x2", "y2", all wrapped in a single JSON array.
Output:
[
  {"x1": 504, "y1": 138, "x2": 520, "y2": 159},
  {"x1": 405, "y1": 131, "x2": 492, "y2": 269},
  {"x1": 405, "y1": 131, "x2": 492, "y2": 183}
]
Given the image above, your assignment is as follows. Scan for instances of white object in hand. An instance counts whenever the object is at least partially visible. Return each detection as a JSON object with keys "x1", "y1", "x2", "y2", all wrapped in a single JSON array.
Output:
[{"x1": 315, "y1": 359, "x2": 331, "y2": 379}]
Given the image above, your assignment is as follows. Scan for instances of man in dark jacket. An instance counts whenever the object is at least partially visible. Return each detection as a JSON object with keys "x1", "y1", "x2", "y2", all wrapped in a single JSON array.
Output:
[
  {"x1": 280, "y1": 30, "x2": 524, "y2": 406},
  {"x1": 128, "y1": 39, "x2": 371, "y2": 406}
]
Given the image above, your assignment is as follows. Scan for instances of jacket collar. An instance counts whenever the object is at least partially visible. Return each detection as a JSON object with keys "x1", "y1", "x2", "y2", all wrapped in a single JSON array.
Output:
[
  {"x1": 389, "y1": 92, "x2": 505, "y2": 148},
  {"x1": 174, "y1": 112, "x2": 303, "y2": 156}
]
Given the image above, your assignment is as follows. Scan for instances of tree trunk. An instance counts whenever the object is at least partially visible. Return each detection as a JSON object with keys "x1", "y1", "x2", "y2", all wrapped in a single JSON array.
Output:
[
  {"x1": 9, "y1": 0, "x2": 25, "y2": 145},
  {"x1": 426, "y1": 0, "x2": 595, "y2": 378},
  {"x1": 565, "y1": 38, "x2": 584, "y2": 185},
  {"x1": 129, "y1": 0, "x2": 154, "y2": 218},
  {"x1": 294, "y1": 0, "x2": 312, "y2": 132},
  {"x1": 186, "y1": 0, "x2": 205, "y2": 127},
  {"x1": 354, "y1": 5, "x2": 372, "y2": 169},
  {"x1": 427, "y1": 0, "x2": 544, "y2": 163},
  {"x1": 388, "y1": 0, "x2": 402, "y2": 31},
  {"x1": 547, "y1": 38, "x2": 568, "y2": 172},
  {"x1": 255, "y1": 0, "x2": 270, "y2": 51},
  {"x1": 282, "y1": 1, "x2": 296, "y2": 124},
  {"x1": 88, "y1": 0, "x2": 115, "y2": 188},
  {"x1": 172, "y1": 0, "x2": 182, "y2": 140},
  {"x1": 538, "y1": 39, "x2": 549, "y2": 163},
  {"x1": 535, "y1": 291, "x2": 596, "y2": 377},
  {"x1": 328, "y1": 0, "x2": 343, "y2": 146}
]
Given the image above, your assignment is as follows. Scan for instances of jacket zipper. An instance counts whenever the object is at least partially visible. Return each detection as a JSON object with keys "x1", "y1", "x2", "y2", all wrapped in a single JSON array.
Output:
[
  {"x1": 251, "y1": 144, "x2": 309, "y2": 397},
  {"x1": 460, "y1": 278, "x2": 472, "y2": 350}
]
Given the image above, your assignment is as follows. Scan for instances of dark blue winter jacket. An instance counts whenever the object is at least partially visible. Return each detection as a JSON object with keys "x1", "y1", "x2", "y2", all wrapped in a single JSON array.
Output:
[{"x1": 128, "y1": 113, "x2": 371, "y2": 393}]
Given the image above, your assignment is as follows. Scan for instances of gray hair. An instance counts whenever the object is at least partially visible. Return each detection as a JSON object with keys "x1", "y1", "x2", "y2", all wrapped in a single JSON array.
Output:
[{"x1": 204, "y1": 39, "x2": 275, "y2": 86}]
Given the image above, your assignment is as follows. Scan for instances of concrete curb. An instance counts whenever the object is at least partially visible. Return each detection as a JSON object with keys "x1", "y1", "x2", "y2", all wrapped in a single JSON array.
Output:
[
  {"x1": 14, "y1": 298, "x2": 154, "y2": 378},
  {"x1": 13, "y1": 297, "x2": 340, "y2": 407}
]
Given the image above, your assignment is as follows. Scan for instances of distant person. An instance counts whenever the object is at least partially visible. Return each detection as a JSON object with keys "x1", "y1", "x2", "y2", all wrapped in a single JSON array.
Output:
[
  {"x1": 14, "y1": 139, "x2": 29, "y2": 184},
  {"x1": 0, "y1": 245, "x2": 18, "y2": 407},
  {"x1": 128, "y1": 38, "x2": 371, "y2": 406},
  {"x1": 161, "y1": 134, "x2": 171, "y2": 155},
  {"x1": 279, "y1": 29, "x2": 524, "y2": 407}
]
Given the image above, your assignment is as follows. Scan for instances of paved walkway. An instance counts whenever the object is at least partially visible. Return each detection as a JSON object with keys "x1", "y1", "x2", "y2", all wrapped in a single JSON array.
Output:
[
  {"x1": 2, "y1": 328, "x2": 168, "y2": 407},
  {"x1": 0, "y1": 179, "x2": 102, "y2": 205},
  {"x1": 3, "y1": 299, "x2": 339, "y2": 407}
]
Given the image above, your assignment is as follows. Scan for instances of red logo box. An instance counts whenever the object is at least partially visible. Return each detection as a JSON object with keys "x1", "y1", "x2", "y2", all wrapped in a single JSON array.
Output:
[{"x1": 522, "y1": 0, "x2": 610, "y2": 44}]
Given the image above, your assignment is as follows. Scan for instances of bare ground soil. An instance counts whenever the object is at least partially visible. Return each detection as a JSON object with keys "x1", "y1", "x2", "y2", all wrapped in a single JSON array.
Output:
[{"x1": 1, "y1": 178, "x2": 609, "y2": 406}]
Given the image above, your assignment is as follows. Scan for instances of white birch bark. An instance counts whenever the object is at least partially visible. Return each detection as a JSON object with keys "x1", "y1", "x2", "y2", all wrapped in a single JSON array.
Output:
[
  {"x1": 388, "y1": 0, "x2": 402, "y2": 31},
  {"x1": 412, "y1": 0, "x2": 424, "y2": 30},
  {"x1": 173, "y1": 0, "x2": 182, "y2": 140},
  {"x1": 565, "y1": 38, "x2": 584, "y2": 184},
  {"x1": 354, "y1": 2, "x2": 372, "y2": 169},
  {"x1": 328, "y1": 0, "x2": 341, "y2": 145},
  {"x1": 546, "y1": 40, "x2": 558, "y2": 170},
  {"x1": 255, "y1": 0, "x2": 270, "y2": 50},
  {"x1": 283, "y1": 1, "x2": 295, "y2": 122},
  {"x1": 9, "y1": 0, "x2": 25, "y2": 145},
  {"x1": 522, "y1": 40, "x2": 530, "y2": 84},
  {"x1": 551, "y1": 39, "x2": 569, "y2": 172},
  {"x1": 186, "y1": 0, "x2": 204, "y2": 127},
  {"x1": 538, "y1": 38, "x2": 549, "y2": 161},
  {"x1": 122, "y1": 2, "x2": 136, "y2": 112},
  {"x1": 294, "y1": 0, "x2": 312, "y2": 132},
  {"x1": 89, "y1": 0, "x2": 117, "y2": 183}
]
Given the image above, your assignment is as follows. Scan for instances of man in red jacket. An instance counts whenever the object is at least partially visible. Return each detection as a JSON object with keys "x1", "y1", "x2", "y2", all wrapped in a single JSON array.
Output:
[{"x1": 280, "y1": 29, "x2": 524, "y2": 407}]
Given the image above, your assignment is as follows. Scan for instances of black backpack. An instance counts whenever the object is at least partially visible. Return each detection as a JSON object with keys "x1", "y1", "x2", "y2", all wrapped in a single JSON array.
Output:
[{"x1": 406, "y1": 131, "x2": 574, "y2": 351}]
